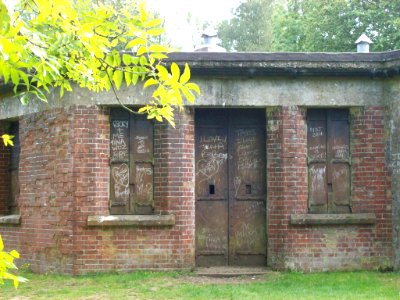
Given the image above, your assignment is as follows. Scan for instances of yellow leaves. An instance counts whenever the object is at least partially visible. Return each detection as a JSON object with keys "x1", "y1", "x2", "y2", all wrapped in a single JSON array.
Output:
[
  {"x1": 138, "y1": 2, "x2": 148, "y2": 22},
  {"x1": 143, "y1": 78, "x2": 158, "y2": 89},
  {"x1": 156, "y1": 65, "x2": 169, "y2": 81},
  {"x1": 124, "y1": 71, "x2": 132, "y2": 86},
  {"x1": 180, "y1": 63, "x2": 191, "y2": 84},
  {"x1": 125, "y1": 38, "x2": 146, "y2": 50},
  {"x1": 146, "y1": 28, "x2": 164, "y2": 36},
  {"x1": 170, "y1": 62, "x2": 180, "y2": 82},
  {"x1": 0, "y1": 235, "x2": 28, "y2": 289},
  {"x1": 138, "y1": 105, "x2": 176, "y2": 127},
  {"x1": 0, "y1": 1, "x2": 10, "y2": 32},
  {"x1": 0, "y1": 0, "x2": 201, "y2": 129},
  {"x1": 112, "y1": 70, "x2": 123, "y2": 90},
  {"x1": 1, "y1": 134, "x2": 14, "y2": 146},
  {"x1": 137, "y1": 46, "x2": 147, "y2": 56},
  {"x1": 9, "y1": 250, "x2": 19, "y2": 259},
  {"x1": 10, "y1": 69, "x2": 19, "y2": 85},
  {"x1": 143, "y1": 18, "x2": 162, "y2": 28},
  {"x1": 122, "y1": 54, "x2": 132, "y2": 65},
  {"x1": 147, "y1": 44, "x2": 169, "y2": 53},
  {"x1": 185, "y1": 82, "x2": 201, "y2": 95}
]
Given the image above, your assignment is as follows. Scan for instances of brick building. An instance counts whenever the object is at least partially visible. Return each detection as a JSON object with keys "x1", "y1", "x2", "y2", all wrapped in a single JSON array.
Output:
[{"x1": 0, "y1": 51, "x2": 400, "y2": 274}]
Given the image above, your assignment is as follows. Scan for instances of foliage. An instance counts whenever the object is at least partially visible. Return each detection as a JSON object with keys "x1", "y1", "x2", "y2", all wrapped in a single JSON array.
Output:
[
  {"x1": 218, "y1": 0, "x2": 400, "y2": 52},
  {"x1": 217, "y1": 0, "x2": 275, "y2": 52},
  {"x1": 0, "y1": 0, "x2": 200, "y2": 138},
  {"x1": 272, "y1": 0, "x2": 400, "y2": 52},
  {"x1": 0, "y1": 235, "x2": 27, "y2": 288},
  {"x1": 1, "y1": 134, "x2": 14, "y2": 146},
  {"x1": 1, "y1": 270, "x2": 400, "y2": 299}
]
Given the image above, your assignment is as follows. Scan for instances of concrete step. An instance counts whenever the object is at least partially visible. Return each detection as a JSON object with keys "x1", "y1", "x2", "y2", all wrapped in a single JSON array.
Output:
[{"x1": 195, "y1": 266, "x2": 270, "y2": 277}]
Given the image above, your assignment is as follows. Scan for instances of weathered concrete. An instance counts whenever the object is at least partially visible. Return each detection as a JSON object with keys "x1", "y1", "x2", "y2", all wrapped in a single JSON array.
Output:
[
  {"x1": 2, "y1": 51, "x2": 399, "y2": 119},
  {"x1": 0, "y1": 77, "x2": 386, "y2": 120},
  {"x1": 386, "y1": 77, "x2": 400, "y2": 270},
  {"x1": 87, "y1": 214, "x2": 175, "y2": 227},
  {"x1": 0, "y1": 214, "x2": 20, "y2": 225},
  {"x1": 290, "y1": 213, "x2": 376, "y2": 225}
]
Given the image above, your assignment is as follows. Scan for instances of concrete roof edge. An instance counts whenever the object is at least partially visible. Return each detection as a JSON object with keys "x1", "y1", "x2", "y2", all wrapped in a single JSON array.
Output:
[
  {"x1": 167, "y1": 50, "x2": 400, "y2": 63},
  {"x1": 166, "y1": 50, "x2": 400, "y2": 77}
]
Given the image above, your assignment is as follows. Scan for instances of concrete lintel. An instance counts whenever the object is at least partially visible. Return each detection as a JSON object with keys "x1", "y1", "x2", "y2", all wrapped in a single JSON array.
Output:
[
  {"x1": 290, "y1": 213, "x2": 376, "y2": 225},
  {"x1": 0, "y1": 214, "x2": 21, "y2": 225},
  {"x1": 87, "y1": 214, "x2": 175, "y2": 227}
]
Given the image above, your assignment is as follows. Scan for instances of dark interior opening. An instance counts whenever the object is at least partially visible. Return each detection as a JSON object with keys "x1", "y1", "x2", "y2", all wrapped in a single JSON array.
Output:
[{"x1": 209, "y1": 184, "x2": 215, "y2": 195}]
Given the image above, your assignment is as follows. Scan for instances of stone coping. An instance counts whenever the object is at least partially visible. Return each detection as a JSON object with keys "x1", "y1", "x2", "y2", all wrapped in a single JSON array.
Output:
[
  {"x1": 290, "y1": 213, "x2": 376, "y2": 225},
  {"x1": 166, "y1": 51, "x2": 400, "y2": 78},
  {"x1": 0, "y1": 214, "x2": 21, "y2": 225},
  {"x1": 87, "y1": 214, "x2": 175, "y2": 227}
]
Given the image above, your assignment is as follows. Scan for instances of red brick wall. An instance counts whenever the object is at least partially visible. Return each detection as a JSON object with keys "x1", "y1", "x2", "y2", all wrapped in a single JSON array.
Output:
[
  {"x1": 267, "y1": 106, "x2": 392, "y2": 271},
  {"x1": 0, "y1": 110, "x2": 76, "y2": 273},
  {"x1": 0, "y1": 105, "x2": 195, "y2": 274},
  {"x1": 71, "y1": 106, "x2": 195, "y2": 274},
  {"x1": 267, "y1": 106, "x2": 308, "y2": 269},
  {"x1": 0, "y1": 104, "x2": 392, "y2": 273}
]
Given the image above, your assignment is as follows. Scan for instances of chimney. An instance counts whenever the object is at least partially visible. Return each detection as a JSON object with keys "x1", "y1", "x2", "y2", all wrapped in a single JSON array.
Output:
[
  {"x1": 355, "y1": 34, "x2": 372, "y2": 53},
  {"x1": 194, "y1": 28, "x2": 226, "y2": 52}
]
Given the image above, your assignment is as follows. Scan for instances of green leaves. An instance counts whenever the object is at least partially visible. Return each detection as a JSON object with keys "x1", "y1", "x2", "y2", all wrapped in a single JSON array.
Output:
[
  {"x1": 270, "y1": 0, "x2": 400, "y2": 52},
  {"x1": 113, "y1": 70, "x2": 123, "y2": 90},
  {"x1": 0, "y1": 0, "x2": 200, "y2": 126}
]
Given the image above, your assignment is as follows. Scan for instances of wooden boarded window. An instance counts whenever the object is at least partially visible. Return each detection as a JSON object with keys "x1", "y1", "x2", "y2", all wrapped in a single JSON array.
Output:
[
  {"x1": 8, "y1": 122, "x2": 20, "y2": 214},
  {"x1": 307, "y1": 109, "x2": 351, "y2": 214},
  {"x1": 110, "y1": 108, "x2": 154, "y2": 215}
]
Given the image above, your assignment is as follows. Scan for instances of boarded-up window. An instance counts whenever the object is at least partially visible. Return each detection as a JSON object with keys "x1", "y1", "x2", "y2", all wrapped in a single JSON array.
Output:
[
  {"x1": 110, "y1": 108, "x2": 154, "y2": 215},
  {"x1": 307, "y1": 109, "x2": 351, "y2": 213},
  {"x1": 8, "y1": 122, "x2": 20, "y2": 214}
]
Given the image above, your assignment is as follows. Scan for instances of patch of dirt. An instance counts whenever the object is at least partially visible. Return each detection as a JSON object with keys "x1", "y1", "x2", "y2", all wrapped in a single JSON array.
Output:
[
  {"x1": 178, "y1": 274, "x2": 268, "y2": 284},
  {"x1": 153, "y1": 268, "x2": 281, "y2": 286}
]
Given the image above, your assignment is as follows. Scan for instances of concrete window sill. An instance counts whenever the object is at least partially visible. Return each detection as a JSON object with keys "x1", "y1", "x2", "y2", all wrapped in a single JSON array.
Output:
[
  {"x1": 87, "y1": 214, "x2": 175, "y2": 227},
  {"x1": 290, "y1": 213, "x2": 376, "y2": 225},
  {"x1": 0, "y1": 214, "x2": 21, "y2": 225}
]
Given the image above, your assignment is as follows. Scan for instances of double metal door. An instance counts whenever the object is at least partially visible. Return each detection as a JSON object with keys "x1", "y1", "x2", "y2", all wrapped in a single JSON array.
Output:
[{"x1": 195, "y1": 109, "x2": 266, "y2": 266}]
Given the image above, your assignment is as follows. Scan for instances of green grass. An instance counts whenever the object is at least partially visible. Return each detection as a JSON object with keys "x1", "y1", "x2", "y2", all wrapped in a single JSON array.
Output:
[{"x1": 1, "y1": 270, "x2": 400, "y2": 299}]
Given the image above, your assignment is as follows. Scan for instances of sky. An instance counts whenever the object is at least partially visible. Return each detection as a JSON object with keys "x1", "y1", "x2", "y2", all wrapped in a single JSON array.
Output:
[{"x1": 146, "y1": 0, "x2": 242, "y2": 50}]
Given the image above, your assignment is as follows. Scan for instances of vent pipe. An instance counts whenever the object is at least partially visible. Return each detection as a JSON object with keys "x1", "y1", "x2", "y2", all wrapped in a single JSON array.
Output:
[
  {"x1": 355, "y1": 34, "x2": 372, "y2": 53},
  {"x1": 194, "y1": 28, "x2": 226, "y2": 52}
]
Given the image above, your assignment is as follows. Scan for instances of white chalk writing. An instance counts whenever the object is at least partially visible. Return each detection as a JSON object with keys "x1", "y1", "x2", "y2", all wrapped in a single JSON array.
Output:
[
  {"x1": 234, "y1": 176, "x2": 241, "y2": 196},
  {"x1": 332, "y1": 144, "x2": 349, "y2": 159},
  {"x1": 112, "y1": 120, "x2": 128, "y2": 128},
  {"x1": 111, "y1": 121, "x2": 129, "y2": 161},
  {"x1": 309, "y1": 126, "x2": 324, "y2": 138},
  {"x1": 235, "y1": 129, "x2": 262, "y2": 171},
  {"x1": 112, "y1": 164, "x2": 129, "y2": 201},
  {"x1": 197, "y1": 227, "x2": 227, "y2": 250},
  {"x1": 310, "y1": 166, "x2": 325, "y2": 195},
  {"x1": 308, "y1": 144, "x2": 326, "y2": 159},
  {"x1": 136, "y1": 166, "x2": 153, "y2": 203},
  {"x1": 135, "y1": 136, "x2": 149, "y2": 154},
  {"x1": 196, "y1": 134, "x2": 228, "y2": 182}
]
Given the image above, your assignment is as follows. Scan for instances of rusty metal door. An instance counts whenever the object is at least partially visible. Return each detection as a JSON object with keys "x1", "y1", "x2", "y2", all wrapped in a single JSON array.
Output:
[
  {"x1": 195, "y1": 109, "x2": 266, "y2": 267},
  {"x1": 307, "y1": 109, "x2": 351, "y2": 213}
]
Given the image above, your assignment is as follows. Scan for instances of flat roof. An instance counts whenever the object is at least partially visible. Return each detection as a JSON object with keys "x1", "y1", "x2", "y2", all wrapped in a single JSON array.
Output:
[{"x1": 168, "y1": 50, "x2": 400, "y2": 77}]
